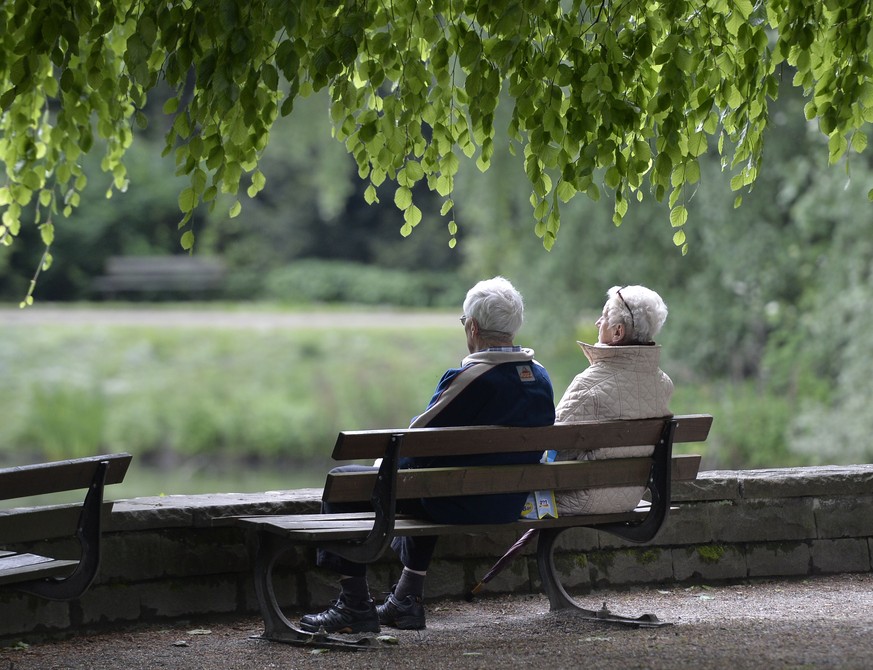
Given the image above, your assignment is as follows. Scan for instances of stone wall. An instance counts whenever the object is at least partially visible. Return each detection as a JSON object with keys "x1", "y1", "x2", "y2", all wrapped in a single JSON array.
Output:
[{"x1": 2, "y1": 465, "x2": 872, "y2": 641}]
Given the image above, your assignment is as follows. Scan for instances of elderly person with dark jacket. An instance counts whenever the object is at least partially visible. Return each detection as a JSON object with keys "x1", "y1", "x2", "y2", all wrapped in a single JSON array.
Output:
[
  {"x1": 300, "y1": 276, "x2": 555, "y2": 635},
  {"x1": 552, "y1": 285, "x2": 673, "y2": 516}
]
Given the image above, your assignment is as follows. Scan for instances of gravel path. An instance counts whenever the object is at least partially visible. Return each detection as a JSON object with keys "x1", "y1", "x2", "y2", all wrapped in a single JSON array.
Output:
[{"x1": 4, "y1": 573, "x2": 872, "y2": 669}]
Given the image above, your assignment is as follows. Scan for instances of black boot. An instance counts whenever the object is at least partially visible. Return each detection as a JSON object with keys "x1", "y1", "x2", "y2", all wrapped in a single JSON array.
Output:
[
  {"x1": 299, "y1": 596, "x2": 380, "y2": 634},
  {"x1": 377, "y1": 590, "x2": 426, "y2": 630}
]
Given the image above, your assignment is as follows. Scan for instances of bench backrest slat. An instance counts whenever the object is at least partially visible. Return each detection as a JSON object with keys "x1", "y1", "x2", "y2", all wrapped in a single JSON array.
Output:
[
  {"x1": 331, "y1": 414, "x2": 712, "y2": 461},
  {"x1": 323, "y1": 453, "x2": 701, "y2": 503},
  {"x1": 0, "y1": 453, "x2": 132, "y2": 501}
]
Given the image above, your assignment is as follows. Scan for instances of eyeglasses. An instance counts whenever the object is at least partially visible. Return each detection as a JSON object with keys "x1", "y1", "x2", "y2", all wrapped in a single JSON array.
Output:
[
  {"x1": 616, "y1": 288, "x2": 635, "y2": 333},
  {"x1": 459, "y1": 314, "x2": 468, "y2": 326}
]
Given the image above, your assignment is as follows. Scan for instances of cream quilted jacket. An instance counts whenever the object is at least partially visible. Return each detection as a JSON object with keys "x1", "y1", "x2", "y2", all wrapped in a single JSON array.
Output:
[{"x1": 553, "y1": 341, "x2": 673, "y2": 515}]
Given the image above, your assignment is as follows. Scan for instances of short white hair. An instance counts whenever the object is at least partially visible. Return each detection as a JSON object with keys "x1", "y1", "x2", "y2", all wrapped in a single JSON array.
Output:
[
  {"x1": 605, "y1": 285, "x2": 668, "y2": 344},
  {"x1": 463, "y1": 276, "x2": 524, "y2": 337}
]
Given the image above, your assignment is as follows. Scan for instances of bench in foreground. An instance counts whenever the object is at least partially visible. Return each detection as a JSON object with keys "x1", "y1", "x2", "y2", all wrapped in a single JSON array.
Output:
[
  {"x1": 230, "y1": 414, "x2": 712, "y2": 648},
  {"x1": 0, "y1": 453, "x2": 132, "y2": 601}
]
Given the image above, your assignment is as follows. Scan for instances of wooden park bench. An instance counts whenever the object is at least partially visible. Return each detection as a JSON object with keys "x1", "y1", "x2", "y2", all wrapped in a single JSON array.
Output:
[
  {"x1": 232, "y1": 414, "x2": 712, "y2": 648},
  {"x1": 0, "y1": 453, "x2": 132, "y2": 601},
  {"x1": 92, "y1": 255, "x2": 226, "y2": 297}
]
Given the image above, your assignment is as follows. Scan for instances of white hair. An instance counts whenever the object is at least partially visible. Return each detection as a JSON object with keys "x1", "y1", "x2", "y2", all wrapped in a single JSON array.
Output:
[
  {"x1": 605, "y1": 285, "x2": 668, "y2": 344},
  {"x1": 463, "y1": 276, "x2": 524, "y2": 338}
]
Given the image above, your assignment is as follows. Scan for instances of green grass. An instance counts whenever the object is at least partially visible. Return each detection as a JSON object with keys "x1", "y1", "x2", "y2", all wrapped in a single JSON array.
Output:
[
  {"x1": 0, "y1": 304, "x2": 820, "y2": 500},
  {"x1": 0, "y1": 309, "x2": 464, "y2": 497}
]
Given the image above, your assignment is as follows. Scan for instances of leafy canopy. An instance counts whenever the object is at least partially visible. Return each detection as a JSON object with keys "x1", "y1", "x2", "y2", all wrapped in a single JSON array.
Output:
[{"x1": 2, "y1": 0, "x2": 873, "y2": 303}]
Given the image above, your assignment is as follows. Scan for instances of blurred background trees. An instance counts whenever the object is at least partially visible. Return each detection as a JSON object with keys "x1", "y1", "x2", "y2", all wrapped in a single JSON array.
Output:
[{"x1": 2, "y1": 78, "x2": 873, "y2": 478}]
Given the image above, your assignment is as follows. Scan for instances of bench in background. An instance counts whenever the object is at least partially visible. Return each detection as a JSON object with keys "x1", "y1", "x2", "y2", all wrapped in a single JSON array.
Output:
[
  {"x1": 92, "y1": 255, "x2": 226, "y2": 297},
  {"x1": 232, "y1": 414, "x2": 713, "y2": 648},
  {"x1": 0, "y1": 453, "x2": 132, "y2": 601}
]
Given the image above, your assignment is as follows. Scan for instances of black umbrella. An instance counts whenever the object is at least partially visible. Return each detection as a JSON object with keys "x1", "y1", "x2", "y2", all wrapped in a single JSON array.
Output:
[{"x1": 464, "y1": 528, "x2": 539, "y2": 601}]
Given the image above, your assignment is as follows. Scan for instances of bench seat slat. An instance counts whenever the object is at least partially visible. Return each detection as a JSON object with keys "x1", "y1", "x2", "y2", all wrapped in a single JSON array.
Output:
[
  {"x1": 235, "y1": 506, "x2": 651, "y2": 542},
  {"x1": 0, "y1": 553, "x2": 78, "y2": 587},
  {"x1": 332, "y1": 415, "x2": 712, "y2": 461}
]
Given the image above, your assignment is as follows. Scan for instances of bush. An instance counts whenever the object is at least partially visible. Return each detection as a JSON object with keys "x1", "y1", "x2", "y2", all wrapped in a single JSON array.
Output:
[
  {"x1": 264, "y1": 260, "x2": 468, "y2": 308},
  {"x1": 670, "y1": 381, "x2": 798, "y2": 470}
]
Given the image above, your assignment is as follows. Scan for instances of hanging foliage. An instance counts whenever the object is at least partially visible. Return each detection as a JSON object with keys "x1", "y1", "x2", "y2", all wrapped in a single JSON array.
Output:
[{"x1": 1, "y1": 0, "x2": 872, "y2": 303}]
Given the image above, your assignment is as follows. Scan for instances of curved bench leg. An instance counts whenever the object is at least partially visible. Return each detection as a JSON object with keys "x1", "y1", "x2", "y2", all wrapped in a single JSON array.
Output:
[
  {"x1": 536, "y1": 527, "x2": 670, "y2": 627},
  {"x1": 251, "y1": 531, "x2": 377, "y2": 650},
  {"x1": 18, "y1": 461, "x2": 109, "y2": 601}
]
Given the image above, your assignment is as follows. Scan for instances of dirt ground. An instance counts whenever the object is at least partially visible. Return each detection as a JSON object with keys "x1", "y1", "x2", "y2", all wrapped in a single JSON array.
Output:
[{"x1": 3, "y1": 573, "x2": 872, "y2": 670}]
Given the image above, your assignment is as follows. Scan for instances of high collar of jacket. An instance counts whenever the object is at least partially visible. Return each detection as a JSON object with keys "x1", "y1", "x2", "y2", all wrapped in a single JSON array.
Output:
[
  {"x1": 578, "y1": 341, "x2": 662, "y2": 372},
  {"x1": 462, "y1": 347, "x2": 535, "y2": 366}
]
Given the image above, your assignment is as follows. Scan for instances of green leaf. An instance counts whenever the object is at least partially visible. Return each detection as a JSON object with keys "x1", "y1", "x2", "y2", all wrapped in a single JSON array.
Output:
[
  {"x1": 180, "y1": 230, "x2": 195, "y2": 250},
  {"x1": 435, "y1": 175, "x2": 453, "y2": 197},
  {"x1": 556, "y1": 180, "x2": 575, "y2": 203},
  {"x1": 828, "y1": 134, "x2": 848, "y2": 164},
  {"x1": 404, "y1": 204, "x2": 422, "y2": 227},
  {"x1": 178, "y1": 187, "x2": 198, "y2": 212},
  {"x1": 192, "y1": 169, "x2": 208, "y2": 195},
  {"x1": 670, "y1": 205, "x2": 688, "y2": 227},
  {"x1": 405, "y1": 160, "x2": 425, "y2": 184},
  {"x1": 219, "y1": 0, "x2": 240, "y2": 30},
  {"x1": 730, "y1": 173, "x2": 745, "y2": 191},
  {"x1": 251, "y1": 169, "x2": 266, "y2": 192},
  {"x1": 39, "y1": 223, "x2": 55, "y2": 246},
  {"x1": 124, "y1": 33, "x2": 151, "y2": 84},
  {"x1": 262, "y1": 63, "x2": 279, "y2": 91},
  {"x1": 394, "y1": 186, "x2": 413, "y2": 209},
  {"x1": 441, "y1": 152, "x2": 460, "y2": 177},
  {"x1": 688, "y1": 133, "x2": 708, "y2": 157},
  {"x1": 364, "y1": 184, "x2": 379, "y2": 204},
  {"x1": 21, "y1": 171, "x2": 41, "y2": 191}
]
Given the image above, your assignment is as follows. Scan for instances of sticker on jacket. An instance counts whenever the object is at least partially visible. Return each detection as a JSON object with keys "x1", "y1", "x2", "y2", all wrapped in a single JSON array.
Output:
[{"x1": 516, "y1": 365, "x2": 535, "y2": 382}]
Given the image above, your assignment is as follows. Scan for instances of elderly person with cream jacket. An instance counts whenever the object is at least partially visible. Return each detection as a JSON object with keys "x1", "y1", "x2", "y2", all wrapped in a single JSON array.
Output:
[{"x1": 552, "y1": 285, "x2": 674, "y2": 516}]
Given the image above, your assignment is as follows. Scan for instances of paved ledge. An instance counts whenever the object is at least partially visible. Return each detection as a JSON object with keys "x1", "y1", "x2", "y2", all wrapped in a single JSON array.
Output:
[
  {"x1": 2, "y1": 465, "x2": 872, "y2": 641},
  {"x1": 677, "y1": 465, "x2": 873, "y2": 501},
  {"x1": 107, "y1": 488, "x2": 324, "y2": 531}
]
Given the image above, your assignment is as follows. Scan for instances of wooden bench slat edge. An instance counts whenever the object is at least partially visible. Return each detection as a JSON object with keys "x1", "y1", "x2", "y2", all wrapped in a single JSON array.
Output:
[
  {"x1": 234, "y1": 507, "x2": 651, "y2": 542},
  {"x1": 322, "y1": 454, "x2": 701, "y2": 503},
  {"x1": 331, "y1": 414, "x2": 713, "y2": 460},
  {"x1": 0, "y1": 554, "x2": 78, "y2": 587},
  {"x1": 0, "y1": 453, "x2": 132, "y2": 501}
]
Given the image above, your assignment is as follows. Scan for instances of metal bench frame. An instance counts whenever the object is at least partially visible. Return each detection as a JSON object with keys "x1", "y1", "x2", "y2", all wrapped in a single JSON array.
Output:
[{"x1": 233, "y1": 416, "x2": 710, "y2": 648}]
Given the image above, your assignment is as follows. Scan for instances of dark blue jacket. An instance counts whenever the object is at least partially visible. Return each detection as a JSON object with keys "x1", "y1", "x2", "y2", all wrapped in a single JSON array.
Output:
[{"x1": 401, "y1": 348, "x2": 555, "y2": 524}]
